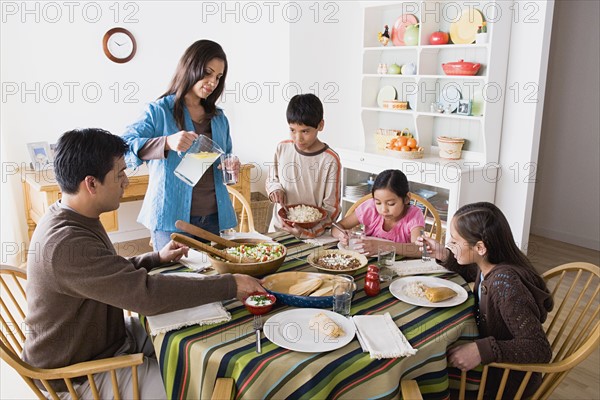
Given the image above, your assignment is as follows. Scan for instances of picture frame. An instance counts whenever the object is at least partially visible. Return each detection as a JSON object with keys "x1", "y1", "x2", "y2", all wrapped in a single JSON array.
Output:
[
  {"x1": 456, "y1": 100, "x2": 472, "y2": 116},
  {"x1": 27, "y1": 141, "x2": 53, "y2": 170}
]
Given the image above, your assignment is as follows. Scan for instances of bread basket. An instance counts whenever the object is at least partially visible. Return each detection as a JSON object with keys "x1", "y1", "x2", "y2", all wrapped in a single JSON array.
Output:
[{"x1": 374, "y1": 128, "x2": 401, "y2": 150}]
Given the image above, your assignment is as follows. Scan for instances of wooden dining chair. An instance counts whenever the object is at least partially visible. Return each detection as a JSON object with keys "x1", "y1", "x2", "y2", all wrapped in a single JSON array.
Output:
[
  {"x1": 211, "y1": 377, "x2": 235, "y2": 400},
  {"x1": 402, "y1": 262, "x2": 600, "y2": 400},
  {"x1": 226, "y1": 186, "x2": 256, "y2": 232},
  {"x1": 344, "y1": 193, "x2": 443, "y2": 243},
  {"x1": 0, "y1": 265, "x2": 145, "y2": 399}
]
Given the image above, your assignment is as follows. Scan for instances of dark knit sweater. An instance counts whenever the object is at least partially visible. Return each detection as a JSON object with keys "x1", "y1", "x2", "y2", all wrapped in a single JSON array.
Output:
[
  {"x1": 443, "y1": 256, "x2": 553, "y2": 399},
  {"x1": 23, "y1": 202, "x2": 236, "y2": 382}
]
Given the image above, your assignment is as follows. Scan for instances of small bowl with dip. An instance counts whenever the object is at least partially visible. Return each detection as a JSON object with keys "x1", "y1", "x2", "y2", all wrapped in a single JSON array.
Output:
[{"x1": 243, "y1": 292, "x2": 276, "y2": 315}]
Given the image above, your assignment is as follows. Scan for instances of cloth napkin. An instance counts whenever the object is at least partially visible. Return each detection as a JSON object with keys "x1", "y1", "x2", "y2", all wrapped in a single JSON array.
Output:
[
  {"x1": 146, "y1": 273, "x2": 230, "y2": 335},
  {"x1": 352, "y1": 312, "x2": 417, "y2": 359},
  {"x1": 303, "y1": 232, "x2": 340, "y2": 246},
  {"x1": 178, "y1": 249, "x2": 212, "y2": 271},
  {"x1": 389, "y1": 259, "x2": 450, "y2": 276},
  {"x1": 147, "y1": 302, "x2": 231, "y2": 335}
]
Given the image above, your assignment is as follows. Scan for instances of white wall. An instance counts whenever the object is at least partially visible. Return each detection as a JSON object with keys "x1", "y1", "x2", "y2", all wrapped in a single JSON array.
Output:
[
  {"x1": 494, "y1": 1, "x2": 555, "y2": 250},
  {"x1": 530, "y1": 0, "x2": 600, "y2": 251},
  {"x1": 1, "y1": 1, "x2": 363, "y2": 265}
]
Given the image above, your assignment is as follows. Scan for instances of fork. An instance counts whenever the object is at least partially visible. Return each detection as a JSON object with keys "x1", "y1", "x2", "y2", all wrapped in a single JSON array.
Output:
[{"x1": 253, "y1": 315, "x2": 263, "y2": 353}]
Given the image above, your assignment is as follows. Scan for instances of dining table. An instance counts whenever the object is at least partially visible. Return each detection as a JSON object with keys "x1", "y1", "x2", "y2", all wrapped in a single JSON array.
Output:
[{"x1": 146, "y1": 232, "x2": 480, "y2": 400}]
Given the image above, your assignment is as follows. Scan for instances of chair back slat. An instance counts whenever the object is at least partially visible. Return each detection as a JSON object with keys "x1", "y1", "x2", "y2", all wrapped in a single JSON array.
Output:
[
  {"x1": 0, "y1": 267, "x2": 28, "y2": 354},
  {"x1": 410, "y1": 193, "x2": 444, "y2": 243},
  {"x1": 462, "y1": 263, "x2": 599, "y2": 400},
  {"x1": 226, "y1": 186, "x2": 255, "y2": 232}
]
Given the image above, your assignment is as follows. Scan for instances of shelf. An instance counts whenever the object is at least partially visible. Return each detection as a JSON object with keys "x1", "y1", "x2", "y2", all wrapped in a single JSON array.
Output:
[
  {"x1": 362, "y1": 107, "x2": 415, "y2": 114},
  {"x1": 420, "y1": 43, "x2": 489, "y2": 50},
  {"x1": 364, "y1": 46, "x2": 418, "y2": 52},
  {"x1": 363, "y1": 74, "x2": 417, "y2": 79},
  {"x1": 417, "y1": 112, "x2": 482, "y2": 121},
  {"x1": 418, "y1": 74, "x2": 486, "y2": 81}
]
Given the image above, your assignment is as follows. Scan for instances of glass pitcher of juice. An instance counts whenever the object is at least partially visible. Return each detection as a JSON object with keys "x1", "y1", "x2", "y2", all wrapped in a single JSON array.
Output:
[{"x1": 174, "y1": 135, "x2": 224, "y2": 186}]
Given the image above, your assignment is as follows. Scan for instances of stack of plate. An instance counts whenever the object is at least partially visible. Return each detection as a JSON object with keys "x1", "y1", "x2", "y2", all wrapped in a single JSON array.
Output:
[{"x1": 344, "y1": 183, "x2": 370, "y2": 200}]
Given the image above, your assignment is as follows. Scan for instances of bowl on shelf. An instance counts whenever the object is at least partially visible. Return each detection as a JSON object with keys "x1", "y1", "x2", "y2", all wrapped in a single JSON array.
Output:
[
  {"x1": 278, "y1": 204, "x2": 327, "y2": 229},
  {"x1": 306, "y1": 249, "x2": 368, "y2": 275},
  {"x1": 208, "y1": 239, "x2": 287, "y2": 277},
  {"x1": 441, "y1": 60, "x2": 481, "y2": 76},
  {"x1": 243, "y1": 292, "x2": 276, "y2": 315}
]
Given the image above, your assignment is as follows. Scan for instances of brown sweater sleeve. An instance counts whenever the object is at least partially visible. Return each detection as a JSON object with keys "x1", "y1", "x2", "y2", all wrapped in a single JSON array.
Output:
[{"x1": 52, "y1": 231, "x2": 237, "y2": 316}]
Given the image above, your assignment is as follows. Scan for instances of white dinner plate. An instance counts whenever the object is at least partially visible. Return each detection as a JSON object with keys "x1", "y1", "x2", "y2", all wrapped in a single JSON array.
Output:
[
  {"x1": 389, "y1": 276, "x2": 468, "y2": 308},
  {"x1": 377, "y1": 86, "x2": 397, "y2": 108},
  {"x1": 439, "y1": 85, "x2": 462, "y2": 113},
  {"x1": 264, "y1": 308, "x2": 356, "y2": 352}
]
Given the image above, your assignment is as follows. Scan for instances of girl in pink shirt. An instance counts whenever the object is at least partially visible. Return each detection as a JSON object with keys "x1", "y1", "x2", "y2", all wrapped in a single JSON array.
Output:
[{"x1": 333, "y1": 169, "x2": 424, "y2": 257}]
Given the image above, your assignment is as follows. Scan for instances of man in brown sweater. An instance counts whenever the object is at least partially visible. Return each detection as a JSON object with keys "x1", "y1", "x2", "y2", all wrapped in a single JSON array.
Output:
[{"x1": 22, "y1": 128, "x2": 264, "y2": 399}]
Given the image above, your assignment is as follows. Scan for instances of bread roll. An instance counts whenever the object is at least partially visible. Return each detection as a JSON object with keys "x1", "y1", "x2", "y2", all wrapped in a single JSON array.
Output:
[
  {"x1": 424, "y1": 286, "x2": 457, "y2": 303},
  {"x1": 309, "y1": 312, "x2": 345, "y2": 338}
]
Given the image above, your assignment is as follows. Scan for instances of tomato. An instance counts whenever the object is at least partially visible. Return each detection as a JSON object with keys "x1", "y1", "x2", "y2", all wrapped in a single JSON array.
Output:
[
  {"x1": 407, "y1": 138, "x2": 417, "y2": 149},
  {"x1": 401, "y1": 145, "x2": 411, "y2": 151}
]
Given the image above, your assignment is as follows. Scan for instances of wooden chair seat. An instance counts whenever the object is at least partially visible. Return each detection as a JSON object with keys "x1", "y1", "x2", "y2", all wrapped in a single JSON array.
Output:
[{"x1": 0, "y1": 265, "x2": 144, "y2": 399}]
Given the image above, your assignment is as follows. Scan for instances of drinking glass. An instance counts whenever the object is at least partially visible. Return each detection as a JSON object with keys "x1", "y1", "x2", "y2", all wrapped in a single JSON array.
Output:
[
  {"x1": 220, "y1": 153, "x2": 239, "y2": 185},
  {"x1": 174, "y1": 135, "x2": 224, "y2": 186},
  {"x1": 332, "y1": 274, "x2": 354, "y2": 317},
  {"x1": 348, "y1": 230, "x2": 365, "y2": 252},
  {"x1": 377, "y1": 244, "x2": 396, "y2": 282}
]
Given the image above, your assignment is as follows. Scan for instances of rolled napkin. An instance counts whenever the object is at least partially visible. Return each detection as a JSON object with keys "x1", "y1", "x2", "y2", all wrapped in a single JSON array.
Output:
[
  {"x1": 147, "y1": 303, "x2": 231, "y2": 335},
  {"x1": 389, "y1": 259, "x2": 450, "y2": 276},
  {"x1": 352, "y1": 312, "x2": 417, "y2": 359}
]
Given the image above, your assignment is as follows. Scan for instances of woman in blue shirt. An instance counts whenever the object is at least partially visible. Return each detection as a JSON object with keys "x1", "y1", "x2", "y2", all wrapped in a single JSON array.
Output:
[{"x1": 123, "y1": 40, "x2": 237, "y2": 249}]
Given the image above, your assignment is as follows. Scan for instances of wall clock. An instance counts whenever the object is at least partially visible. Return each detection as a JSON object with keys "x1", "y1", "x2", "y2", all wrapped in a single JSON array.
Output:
[{"x1": 102, "y1": 27, "x2": 136, "y2": 63}]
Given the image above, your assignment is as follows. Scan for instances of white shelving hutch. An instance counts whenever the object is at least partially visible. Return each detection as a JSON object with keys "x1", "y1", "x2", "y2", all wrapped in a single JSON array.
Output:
[{"x1": 338, "y1": 0, "x2": 512, "y2": 231}]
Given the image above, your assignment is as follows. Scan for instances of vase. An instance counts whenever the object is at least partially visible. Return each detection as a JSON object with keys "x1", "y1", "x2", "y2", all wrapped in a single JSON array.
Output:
[{"x1": 476, "y1": 33, "x2": 489, "y2": 44}]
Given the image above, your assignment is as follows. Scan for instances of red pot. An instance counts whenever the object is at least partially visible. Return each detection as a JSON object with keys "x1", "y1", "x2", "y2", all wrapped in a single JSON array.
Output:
[
  {"x1": 442, "y1": 59, "x2": 481, "y2": 76},
  {"x1": 429, "y1": 31, "x2": 449, "y2": 45}
]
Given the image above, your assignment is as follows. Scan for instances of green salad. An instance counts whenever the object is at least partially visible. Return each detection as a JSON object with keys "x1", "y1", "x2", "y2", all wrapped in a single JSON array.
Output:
[{"x1": 225, "y1": 243, "x2": 285, "y2": 262}]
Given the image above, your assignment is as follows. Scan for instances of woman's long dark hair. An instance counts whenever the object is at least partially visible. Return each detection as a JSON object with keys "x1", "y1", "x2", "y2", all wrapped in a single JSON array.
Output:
[
  {"x1": 453, "y1": 202, "x2": 536, "y2": 271},
  {"x1": 161, "y1": 40, "x2": 228, "y2": 130}
]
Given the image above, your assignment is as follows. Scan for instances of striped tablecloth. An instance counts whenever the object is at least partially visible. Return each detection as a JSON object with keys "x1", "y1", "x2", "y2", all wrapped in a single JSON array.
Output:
[{"x1": 149, "y1": 232, "x2": 479, "y2": 400}]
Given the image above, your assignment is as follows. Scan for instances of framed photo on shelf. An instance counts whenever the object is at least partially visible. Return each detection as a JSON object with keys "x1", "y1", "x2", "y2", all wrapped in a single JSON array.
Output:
[
  {"x1": 456, "y1": 100, "x2": 472, "y2": 116},
  {"x1": 27, "y1": 141, "x2": 53, "y2": 170}
]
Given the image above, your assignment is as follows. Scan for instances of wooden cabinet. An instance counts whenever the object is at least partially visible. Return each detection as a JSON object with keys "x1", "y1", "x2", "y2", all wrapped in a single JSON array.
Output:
[
  {"x1": 22, "y1": 170, "x2": 148, "y2": 239},
  {"x1": 340, "y1": 1, "x2": 511, "y2": 230},
  {"x1": 22, "y1": 165, "x2": 255, "y2": 239}
]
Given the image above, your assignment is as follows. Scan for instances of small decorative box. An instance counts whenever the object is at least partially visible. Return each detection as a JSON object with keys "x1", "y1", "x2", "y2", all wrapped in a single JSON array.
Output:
[{"x1": 382, "y1": 100, "x2": 408, "y2": 110}]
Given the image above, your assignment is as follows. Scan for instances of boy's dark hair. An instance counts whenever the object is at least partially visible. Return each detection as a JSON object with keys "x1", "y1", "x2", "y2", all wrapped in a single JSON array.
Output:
[
  {"x1": 372, "y1": 169, "x2": 410, "y2": 201},
  {"x1": 54, "y1": 128, "x2": 128, "y2": 194},
  {"x1": 162, "y1": 39, "x2": 228, "y2": 130},
  {"x1": 286, "y1": 93, "x2": 324, "y2": 128}
]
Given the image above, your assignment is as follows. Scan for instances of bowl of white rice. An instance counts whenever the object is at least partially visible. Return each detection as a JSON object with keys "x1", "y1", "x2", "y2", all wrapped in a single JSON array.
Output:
[{"x1": 278, "y1": 204, "x2": 327, "y2": 229}]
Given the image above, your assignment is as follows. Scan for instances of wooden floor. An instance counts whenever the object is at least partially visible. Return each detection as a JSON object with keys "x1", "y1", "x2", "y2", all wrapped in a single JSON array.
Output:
[{"x1": 526, "y1": 235, "x2": 600, "y2": 400}]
